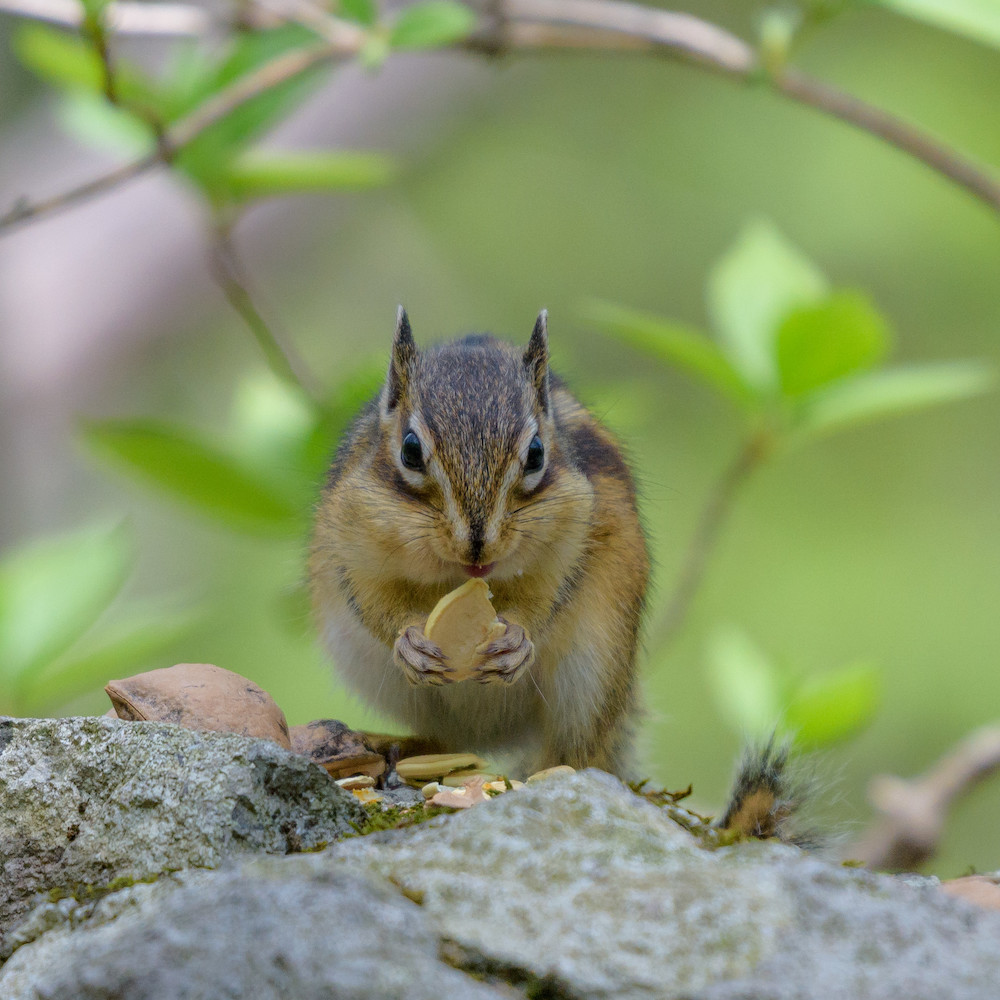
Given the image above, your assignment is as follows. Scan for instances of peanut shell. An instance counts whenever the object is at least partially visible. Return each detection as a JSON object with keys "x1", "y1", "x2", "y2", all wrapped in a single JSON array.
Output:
[
  {"x1": 424, "y1": 579, "x2": 506, "y2": 682},
  {"x1": 105, "y1": 663, "x2": 291, "y2": 749}
]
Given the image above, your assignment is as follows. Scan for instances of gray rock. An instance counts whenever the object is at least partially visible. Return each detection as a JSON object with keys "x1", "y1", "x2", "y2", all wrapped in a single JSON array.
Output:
[
  {"x1": 0, "y1": 863, "x2": 506, "y2": 1000},
  {"x1": 322, "y1": 769, "x2": 1000, "y2": 1000},
  {"x1": 0, "y1": 716, "x2": 366, "y2": 944},
  {"x1": 5, "y1": 746, "x2": 1000, "y2": 1000}
]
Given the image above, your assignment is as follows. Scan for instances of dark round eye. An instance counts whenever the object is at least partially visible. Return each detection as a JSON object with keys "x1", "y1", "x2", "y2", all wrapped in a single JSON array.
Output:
[
  {"x1": 400, "y1": 430, "x2": 424, "y2": 471},
  {"x1": 525, "y1": 435, "x2": 544, "y2": 474}
]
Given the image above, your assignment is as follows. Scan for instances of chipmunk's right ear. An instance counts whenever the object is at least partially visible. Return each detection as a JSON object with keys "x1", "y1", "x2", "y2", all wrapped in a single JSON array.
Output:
[{"x1": 384, "y1": 305, "x2": 416, "y2": 413}]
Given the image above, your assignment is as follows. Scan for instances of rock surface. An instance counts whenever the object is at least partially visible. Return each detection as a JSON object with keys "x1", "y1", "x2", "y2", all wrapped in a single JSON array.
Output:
[
  {"x1": 0, "y1": 865, "x2": 504, "y2": 1000},
  {"x1": 0, "y1": 716, "x2": 365, "y2": 945},
  {"x1": 3, "y1": 720, "x2": 1000, "y2": 1000}
]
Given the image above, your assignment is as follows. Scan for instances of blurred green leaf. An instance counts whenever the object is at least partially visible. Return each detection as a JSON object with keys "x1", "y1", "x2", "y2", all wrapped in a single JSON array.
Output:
[
  {"x1": 784, "y1": 662, "x2": 881, "y2": 748},
  {"x1": 14, "y1": 23, "x2": 106, "y2": 92},
  {"x1": 83, "y1": 420, "x2": 303, "y2": 535},
  {"x1": 777, "y1": 291, "x2": 890, "y2": 398},
  {"x1": 390, "y1": 0, "x2": 477, "y2": 49},
  {"x1": 340, "y1": 0, "x2": 378, "y2": 26},
  {"x1": 13, "y1": 23, "x2": 163, "y2": 111},
  {"x1": 706, "y1": 626, "x2": 784, "y2": 738},
  {"x1": 59, "y1": 91, "x2": 156, "y2": 157},
  {"x1": 302, "y1": 361, "x2": 386, "y2": 481},
  {"x1": 222, "y1": 150, "x2": 396, "y2": 200},
  {"x1": 16, "y1": 608, "x2": 200, "y2": 715},
  {"x1": 360, "y1": 33, "x2": 391, "y2": 69},
  {"x1": 584, "y1": 300, "x2": 755, "y2": 407},
  {"x1": 871, "y1": 0, "x2": 1000, "y2": 50},
  {"x1": 796, "y1": 361, "x2": 993, "y2": 438},
  {"x1": 708, "y1": 220, "x2": 828, "y2": 390},
  {"x1": 0, "y1": 522, "x2": 132, "y2": 687},
  {"x1": 173, "y1": 26, "x2": 326, "y2": 199}
]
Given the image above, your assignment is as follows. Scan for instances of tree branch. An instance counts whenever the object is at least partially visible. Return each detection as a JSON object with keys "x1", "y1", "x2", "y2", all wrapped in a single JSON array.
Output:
[
  {"x1": 849, "y1": 725, "x2": 1000, "y2": 872},
  {"x1": 0, "y1": 0, "x2": 213, "y2": 36},
  {"x1": 2, "y1": 0, "x2": 1000, "y2": 235}
]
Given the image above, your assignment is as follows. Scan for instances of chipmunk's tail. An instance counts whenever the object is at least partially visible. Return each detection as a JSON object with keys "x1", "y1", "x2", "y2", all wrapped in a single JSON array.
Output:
[{"x1": 716, "y1": 738, "x2": 817, "y2": 847}]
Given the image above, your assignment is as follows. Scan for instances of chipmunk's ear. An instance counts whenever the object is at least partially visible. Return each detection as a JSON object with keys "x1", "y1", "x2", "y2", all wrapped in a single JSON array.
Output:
[
  {"x1": 523, "y1": 309, "x2": 549, "y2": 414},
  {"x1": 385, "y1": 305, "x2": 416, "y2": 413}
]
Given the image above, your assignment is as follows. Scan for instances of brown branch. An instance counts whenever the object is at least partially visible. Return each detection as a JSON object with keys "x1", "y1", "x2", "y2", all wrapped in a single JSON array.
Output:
[
  {"x1": 0, "y1": 40, "x2": 349, "y2": 234},
  {"x1": 0, "y1": 0, "x2": 212, "y2": 35},
  {"x1": 2, "y1": 0, "x2": 1000, "y2": 235},
  {"x1": 849, "y1": 725, "x2": 1000, "y2": 873},
  {"x1": 775, "y1": 69, "x2": 1000, "y2": 215}
]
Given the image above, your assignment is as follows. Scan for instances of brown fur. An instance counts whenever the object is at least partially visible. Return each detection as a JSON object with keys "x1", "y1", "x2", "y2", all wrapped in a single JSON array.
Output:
[{"x1": 309, "y1": 311, "x2": 649, "y2": 778}]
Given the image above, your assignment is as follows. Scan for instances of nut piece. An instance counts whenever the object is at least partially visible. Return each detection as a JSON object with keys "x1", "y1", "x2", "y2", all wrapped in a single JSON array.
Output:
[
  {"x1": 395, "y1": 752, "x2": 487, "y2": 783},
  {"x1": 424, "y1": 579, "x2": 506, "y2": 682},
  {"x1": 429, "y1": 776, "x2": 491, "y2": 809},
  {"x1": 526, "y1": 765, "x2": 577, "y2": 782},
  {"x1": 940, "y1": 875, "x2": 1000, "y2": 910},
  {"x1": 290, "y1": 720, "x2": 386, "y2": 780},
  {"x1": 335, "y1": 775, "x2": 377, "y2": 790},
  {"x1": 105, "y1": 663, "x2": 291, "y2": 749}
]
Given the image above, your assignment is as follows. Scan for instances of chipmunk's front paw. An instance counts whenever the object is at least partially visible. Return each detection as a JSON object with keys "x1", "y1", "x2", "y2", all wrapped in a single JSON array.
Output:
[
  {"x1": 473, "y1": 617, "x2": 535, "y2": 685},
  {"x1": 394, "y1": 625, "x2": 454, "y2": 686}
]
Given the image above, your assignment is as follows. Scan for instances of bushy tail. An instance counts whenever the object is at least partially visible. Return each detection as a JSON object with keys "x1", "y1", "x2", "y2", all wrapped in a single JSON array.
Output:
[{"x1": 716, "y1": 738, "x2": 816, "y2": 847}]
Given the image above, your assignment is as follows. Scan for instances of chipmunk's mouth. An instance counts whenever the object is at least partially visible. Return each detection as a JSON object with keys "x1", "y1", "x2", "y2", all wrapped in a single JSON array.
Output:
[{"x1": 462, "y1": 562, "x2": 496, "y2": 578}]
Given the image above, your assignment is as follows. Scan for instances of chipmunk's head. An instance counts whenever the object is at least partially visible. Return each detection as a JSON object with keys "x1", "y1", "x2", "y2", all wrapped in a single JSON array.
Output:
[{"x1": 376, "y1": 307, "x2": 590, "y2": 583}]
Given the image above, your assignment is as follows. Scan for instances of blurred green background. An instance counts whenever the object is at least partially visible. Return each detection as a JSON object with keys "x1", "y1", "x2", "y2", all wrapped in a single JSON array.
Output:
[{"x1": 1, "y1": 0, "x2": 999, "y2": 875}]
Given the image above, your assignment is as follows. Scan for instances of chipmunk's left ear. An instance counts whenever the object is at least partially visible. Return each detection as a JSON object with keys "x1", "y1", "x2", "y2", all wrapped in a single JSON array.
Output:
[
  {"x1": 523, "y1": 309, "x2": 549, "y2": 414},
  {"x1": 385, "y1": 305, "x2": 417, "y2": 413}
]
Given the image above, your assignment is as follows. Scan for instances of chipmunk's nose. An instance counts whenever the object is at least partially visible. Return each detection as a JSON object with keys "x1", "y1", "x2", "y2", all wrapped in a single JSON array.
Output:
[{"x1": 467, "y1": 518, "x2": 486, "y2": 565}]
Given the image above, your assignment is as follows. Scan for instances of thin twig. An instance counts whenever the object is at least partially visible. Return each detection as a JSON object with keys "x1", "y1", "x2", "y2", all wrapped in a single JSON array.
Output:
[
  {"x1": 209, "y1": 222, "x2": 326, "y2": 407},
  {"x1": 775, "y1": 69, "x2": 1000, "y2": 215},
  {"x1": 0, "y1": 40, "x2": 349, "y2": 233},
  {"x1": 3, "y1": 0, "x2": 1000, "y2": 234},
  {"x1": 0, "y1": 0, "x2": 213, "y2": 35},
  {"x1": 848, "y1": 725, "x2": 1000, "y2": 872},
  {"x1": 654, "y1": 434, "x2": 768, "y2": 649}
]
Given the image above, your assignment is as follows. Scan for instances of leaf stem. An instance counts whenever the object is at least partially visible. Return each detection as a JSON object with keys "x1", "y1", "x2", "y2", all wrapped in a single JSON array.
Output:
[
  {"x1": 208, "y1": 220, "x2": 326, "y2": 409},
  {"x1": 654, "y1": 433, "x2": 770, "y2": 650}
]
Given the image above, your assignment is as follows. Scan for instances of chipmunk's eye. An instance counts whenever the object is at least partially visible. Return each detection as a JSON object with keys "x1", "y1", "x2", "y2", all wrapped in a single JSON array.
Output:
[
  {"x1": 400, "y1": 430, "x2": 425, "y2": 471},
  {"x1": 525, "y1": 435, "x2": 544, "y2": 474}
]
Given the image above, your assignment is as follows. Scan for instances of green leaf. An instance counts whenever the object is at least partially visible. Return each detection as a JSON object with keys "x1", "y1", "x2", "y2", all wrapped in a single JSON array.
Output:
[
  {"x1": 173, "y1": 26, "x2": 326, "y2": 198},
  {"x1": 776, "y1": 291, "x2": 890, "y2": 398},
  {"x1": 708, "y1": 220, "x2": 828, "y2": 390},
  {"x1": 341, "y1": 0, "x2": 378, "y2": 26},
  {"x1": 302, "y1": 361, "x2": 386, "y2": 480},
  {"x1": 82, "y1": 420, "x2": 303, "y2": 535},
  {"x1": 706, "y1": 626, "x2": 784, "y2": 738},
  {"x1": 14, "y1": 23, "x2": 104, "y2": 91},
  {"x1": 784, "y1": 662, "x2": 881, "y2": 748},
  {"x1": 360, "y1": 34, "x2": 391, "y2": 69},
  {"x1": 59, "y1": 91, "x2": 156, "y2": 157},
  {"x1": 584, "y1": 300, "x2": 755, "y2": 407},
  {"x1": 0, "y1": 522, "x2": 132, "y2": 687},
  {"x1": 222, "y1": 151, "x2": 396, "y2": 200},
  {"x1": 871, "y1": 0, "x2": 1000, "y2": 51},
  {"x1": 796, "y1": 361, "x2": 993, "y2": 439},
  {"x1": 13, "y1": 23, "x2": 164, "y2": 111},
  {"x1": 390, "y1": 0, "x2": 477, "y2": 49},
  {"x1": 16, "y1": 608, "x2": 200, "y2": 715}
]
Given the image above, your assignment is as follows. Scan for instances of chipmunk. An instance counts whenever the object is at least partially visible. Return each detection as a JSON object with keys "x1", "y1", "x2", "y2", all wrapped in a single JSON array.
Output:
[{"x1": 309, "y1": 308, "x2": 649, "y2": 778}]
